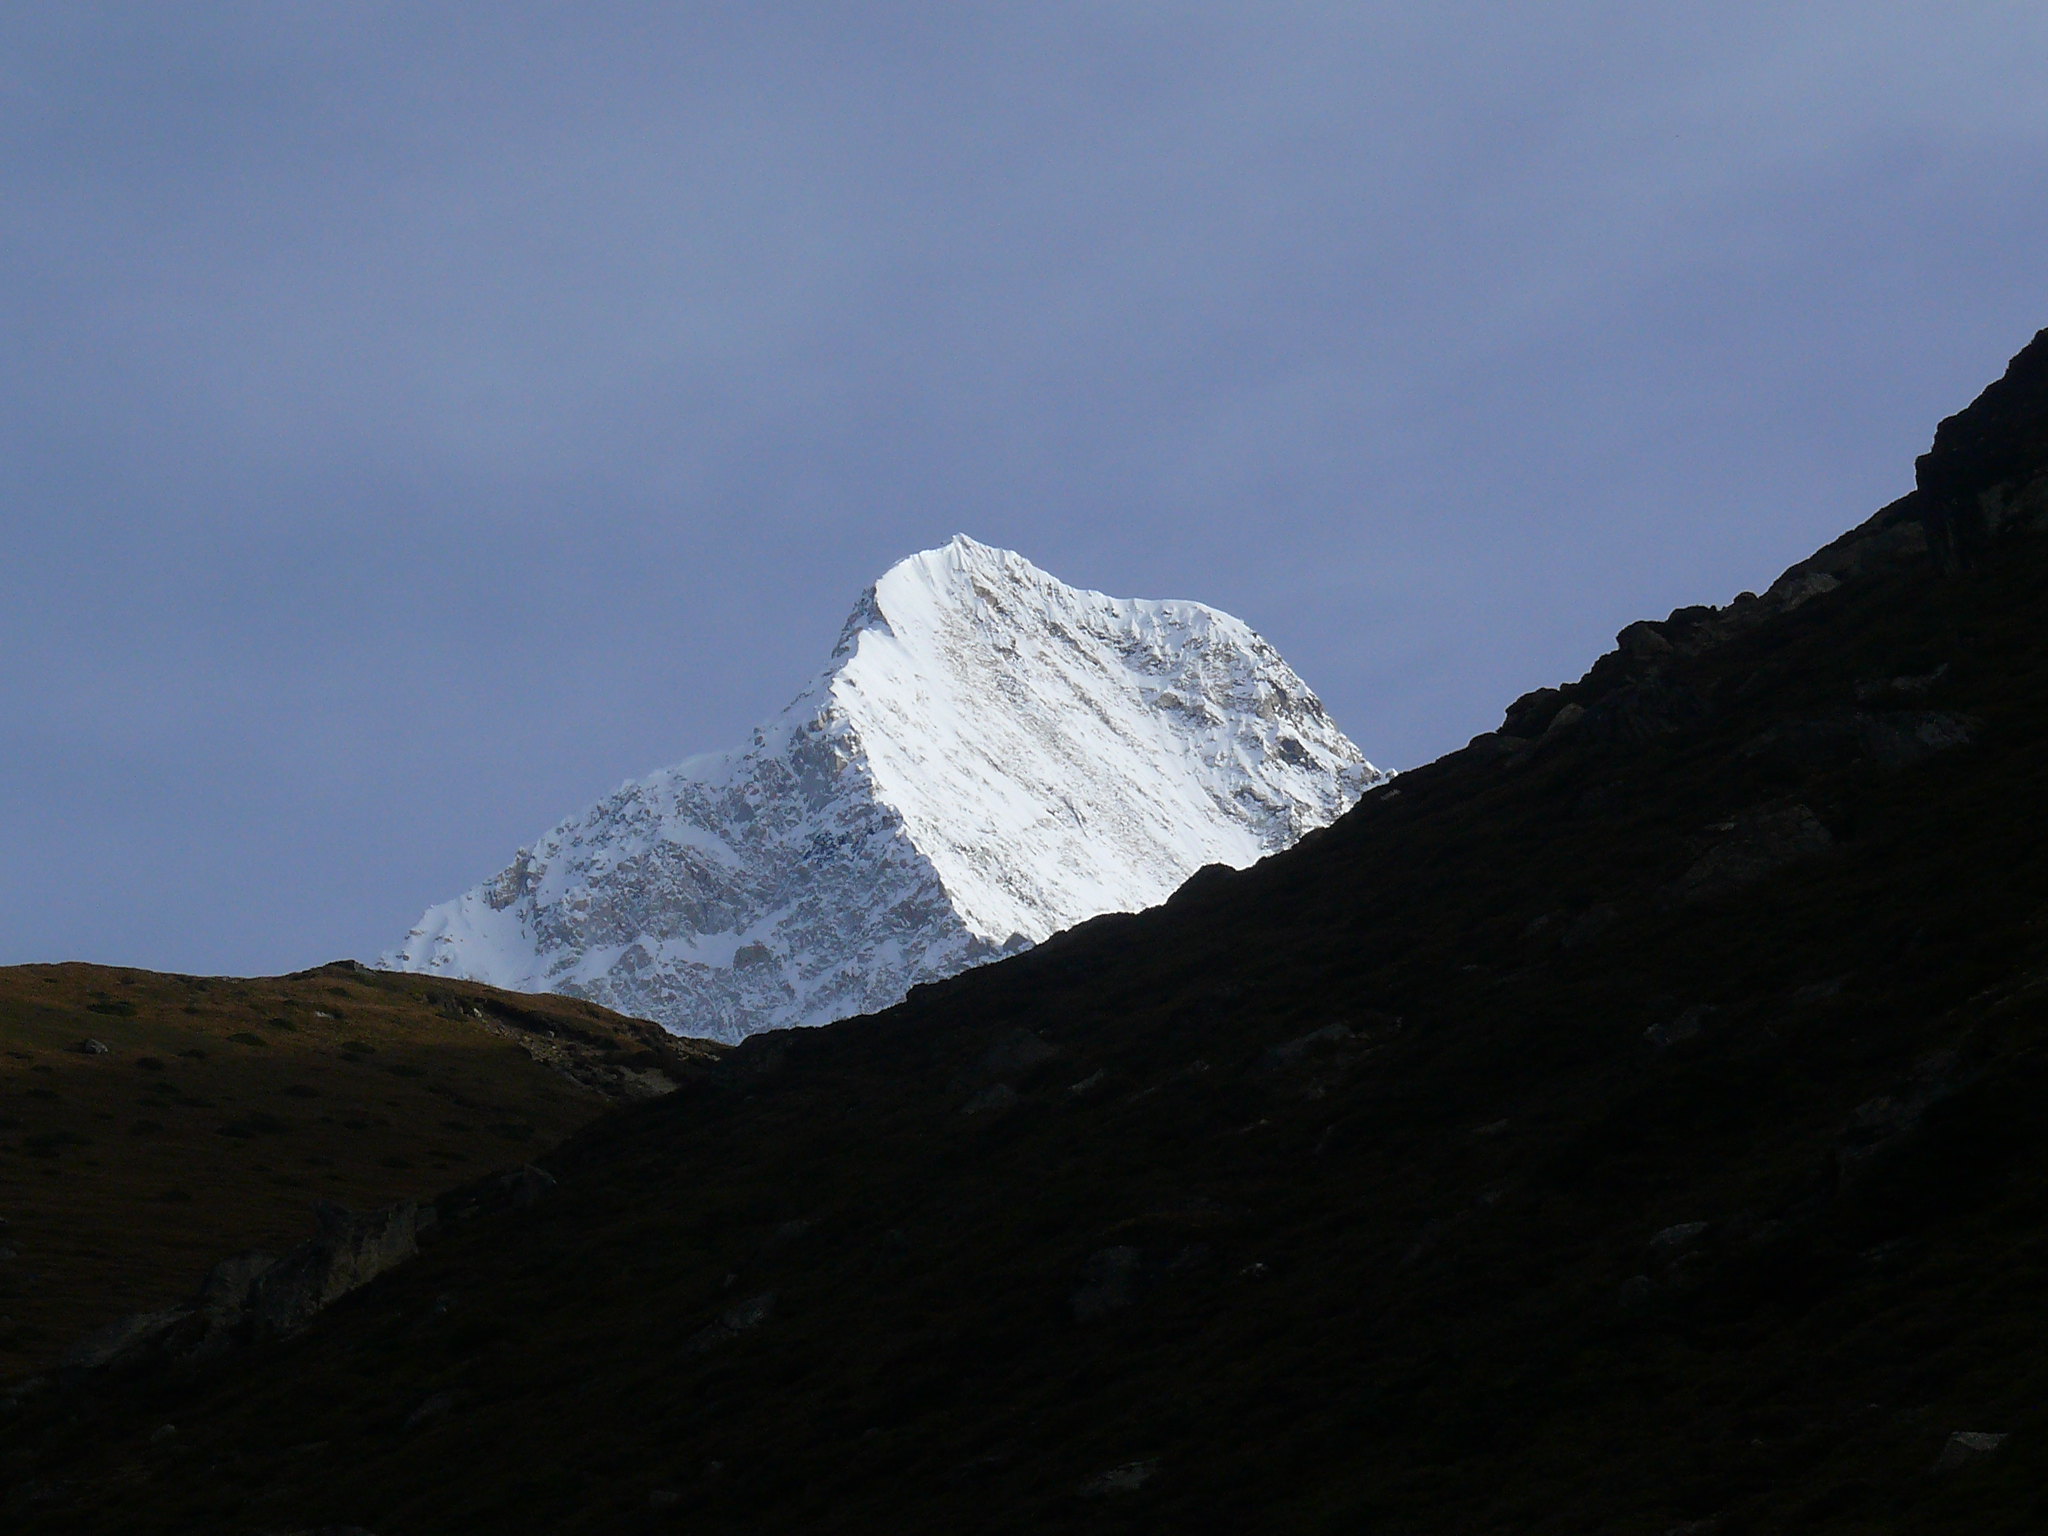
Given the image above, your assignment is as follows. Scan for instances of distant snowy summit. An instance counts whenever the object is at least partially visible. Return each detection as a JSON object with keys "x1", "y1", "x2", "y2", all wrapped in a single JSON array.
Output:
[{"x1": 386, "y1": 536, "x2": 1384, "y2": 1040}]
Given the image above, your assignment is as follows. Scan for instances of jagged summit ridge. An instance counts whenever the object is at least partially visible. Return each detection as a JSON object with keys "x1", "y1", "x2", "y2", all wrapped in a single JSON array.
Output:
[{"x1": 386, "y1": 536, "x2": 1382, "y2": 1040}]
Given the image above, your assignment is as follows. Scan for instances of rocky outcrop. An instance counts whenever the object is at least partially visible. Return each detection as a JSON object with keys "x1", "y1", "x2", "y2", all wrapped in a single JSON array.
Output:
[
  {"x1": 1480, "y1": 334, "x2": 2048, "y2": 760},
  {"x1": 687, "y1": 1292, "x2": 775, "y2": 1352},
  {"x1": 243, "y1": 1200, "x2": 429, "y2": 1339},
  {"x1": 1917, "y1": 327, "x2": 2048, "y2": 566},
  {"x1": 1930, "y1": 1430, "x2": 2009, "y2": 1473},
  {"x1": 60, "y1": 1202, "x2": 429, "y2": 1376},
  {"x1": 1673, "y1": 805, "x2": 1835, "y2": 903},
  {"x1": 49, "y1": 1162, "x2": 572, "y2": 1382}
]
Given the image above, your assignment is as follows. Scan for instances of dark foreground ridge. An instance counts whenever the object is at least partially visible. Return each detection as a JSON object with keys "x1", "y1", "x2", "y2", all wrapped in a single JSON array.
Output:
[
  {"x1": 12, "y1": 334, "x2": 2048, "y2": 1532},
  {"x1": 0, "y1": 962, "x2": 712, "y2": 1382}
]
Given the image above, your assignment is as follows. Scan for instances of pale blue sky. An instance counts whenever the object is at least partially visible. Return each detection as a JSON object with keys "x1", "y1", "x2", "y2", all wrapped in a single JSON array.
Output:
[{"x1": 7, "y1": 3, "x2": 2048, "y2": 972}]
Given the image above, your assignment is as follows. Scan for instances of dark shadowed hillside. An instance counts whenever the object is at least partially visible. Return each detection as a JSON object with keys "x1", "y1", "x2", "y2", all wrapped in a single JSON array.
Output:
[
  {"x1": 0, "y1": 963, "x2": 710, "y2": 1380},
  {"x1": 11, "y1": 335, "x2": 2048, "y2": 1534}
]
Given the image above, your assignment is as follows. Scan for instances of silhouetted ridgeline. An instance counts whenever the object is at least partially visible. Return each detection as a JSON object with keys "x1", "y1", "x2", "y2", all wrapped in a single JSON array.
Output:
[{"x1": 10, "y1": 333, "x2": 2048, "y2": 1532}]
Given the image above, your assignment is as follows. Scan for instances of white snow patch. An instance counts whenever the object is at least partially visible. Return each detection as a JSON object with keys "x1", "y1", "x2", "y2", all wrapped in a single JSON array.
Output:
[{"x1": 386, "y1": 536, "x2": 1384, "y2": 1041}]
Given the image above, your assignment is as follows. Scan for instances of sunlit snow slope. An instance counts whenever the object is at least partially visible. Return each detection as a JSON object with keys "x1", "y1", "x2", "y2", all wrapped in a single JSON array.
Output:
[{"x1": 386, "y1": 537, "x2": 1383, "y2": 1040}]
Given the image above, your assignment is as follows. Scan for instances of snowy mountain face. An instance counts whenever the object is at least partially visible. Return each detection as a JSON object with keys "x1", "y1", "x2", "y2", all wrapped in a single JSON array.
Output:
[{"x1": 387, "y1": 537, "x2": 1384, "y2": 1041}]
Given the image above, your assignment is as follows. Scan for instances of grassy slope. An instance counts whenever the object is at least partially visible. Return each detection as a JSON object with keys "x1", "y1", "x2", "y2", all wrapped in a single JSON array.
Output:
[
  {"x1": 10, "y1": 362, "x2": 2048, "y2": 1531},
  {"x1": 0, "y1": 962, "x2": 710, "y2": 1380}
]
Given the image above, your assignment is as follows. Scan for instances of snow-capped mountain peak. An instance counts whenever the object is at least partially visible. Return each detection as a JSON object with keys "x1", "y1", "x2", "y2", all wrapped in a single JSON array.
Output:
[{"x1": 387, "y1": 537, "x2": 1383, "y2": 1040}]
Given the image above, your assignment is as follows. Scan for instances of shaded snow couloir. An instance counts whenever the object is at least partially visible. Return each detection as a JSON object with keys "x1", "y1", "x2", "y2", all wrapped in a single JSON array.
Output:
[{"x1": 385, "y1": 537, "x2": 1384, "y2": 1040}]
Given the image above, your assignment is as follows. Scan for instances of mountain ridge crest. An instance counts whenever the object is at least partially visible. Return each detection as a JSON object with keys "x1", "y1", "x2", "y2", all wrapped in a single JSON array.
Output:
[{"x1": 387, "y1": 538, "x2": 1379, "y2": 1040}]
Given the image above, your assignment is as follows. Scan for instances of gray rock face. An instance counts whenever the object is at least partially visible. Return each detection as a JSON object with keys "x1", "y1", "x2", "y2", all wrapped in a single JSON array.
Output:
[
  {"x1": 1645, "y1": 1005, "x2": 1715, "y2": 1049},
  {"x1": 246, "y1": 1201, "x2": 428, "y2": 1339},
  {"x1": 1078, "y1": 1460, "x2": 1158, "y2": 1497},
  {"x1": 58, "y1": 1200, "x2": 430, "y2": 1375},
  {"x1": 1676, "y1": 805, "x2": 1834, "y2": 902},
  {"x1": 687, "y1": 1292, "x2": 775, "y2": 1352},
  {"x1": 1932, "y1": 1430, "x2": 2008, "y2": 1472},
  {"x1": 389, "y1": 537, "x2": 1379, "y2": 1041}
]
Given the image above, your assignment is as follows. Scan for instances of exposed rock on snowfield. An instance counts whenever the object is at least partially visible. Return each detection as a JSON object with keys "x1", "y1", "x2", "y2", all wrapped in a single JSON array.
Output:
[{"x1": 388, "y1": 537, "x2": 1381, "y2": 1040}]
